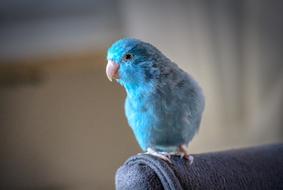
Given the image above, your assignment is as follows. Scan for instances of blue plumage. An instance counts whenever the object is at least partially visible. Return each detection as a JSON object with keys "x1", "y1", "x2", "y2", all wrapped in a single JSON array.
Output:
[{"x1": 107, "y1": 38, "x2": 205, "y2": 153}]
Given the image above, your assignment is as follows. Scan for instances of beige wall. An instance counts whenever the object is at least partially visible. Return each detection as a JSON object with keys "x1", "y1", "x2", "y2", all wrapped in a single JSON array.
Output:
[{"x1": 0, "y1": 55, "x2": 139, "y2": 189}]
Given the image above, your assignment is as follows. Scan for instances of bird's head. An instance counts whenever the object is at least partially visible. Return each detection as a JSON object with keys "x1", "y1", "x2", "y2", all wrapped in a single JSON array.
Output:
[{"x1": 106, "y1": 38, "x2": 165, "y2": 91}]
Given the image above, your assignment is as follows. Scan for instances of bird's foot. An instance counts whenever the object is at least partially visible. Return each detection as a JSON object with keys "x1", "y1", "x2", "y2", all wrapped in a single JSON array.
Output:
[
  {"x1": 145, "y1": 148, "x2": 172, "y2": 163},
  {"x1": 178, "y1": 144, "x2": 194, "y2": 165}
]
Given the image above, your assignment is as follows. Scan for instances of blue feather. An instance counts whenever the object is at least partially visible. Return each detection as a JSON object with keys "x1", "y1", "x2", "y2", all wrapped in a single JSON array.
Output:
[{"x1": 107, "y1": 38, "x2": 205, "y2": 152}]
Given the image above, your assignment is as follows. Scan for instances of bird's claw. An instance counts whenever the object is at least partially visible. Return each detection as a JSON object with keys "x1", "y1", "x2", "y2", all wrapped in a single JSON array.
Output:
[
  {"x1": 141, "y1": 145, "x2": 194, "y2": 165},
  {"x1": 182, "y1": 154, "x2": 194, "y2": 165},
  {"x1": 178, "y1": 144, "x2": 194, "y2": 165},
  {"x1": 145, "y1": 148, "x2": 172, "y2": 163}
]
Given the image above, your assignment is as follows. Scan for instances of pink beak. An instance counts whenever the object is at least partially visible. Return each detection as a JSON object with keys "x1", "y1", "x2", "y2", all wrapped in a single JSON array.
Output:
[{"x1": 106, "y1": 60, "x2": 120, "y2": 81}]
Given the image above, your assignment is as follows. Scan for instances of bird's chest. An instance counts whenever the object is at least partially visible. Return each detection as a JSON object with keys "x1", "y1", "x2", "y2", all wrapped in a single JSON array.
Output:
[
  {"x1": 125, "y1": 96, "x2": 157, "y2": 131},
  {"x1": 125, "y1": 95, "x2": 162, "y2": 150}
]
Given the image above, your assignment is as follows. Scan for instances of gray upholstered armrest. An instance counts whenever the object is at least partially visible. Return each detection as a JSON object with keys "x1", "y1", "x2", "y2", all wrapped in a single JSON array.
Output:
[{"x1": 116, "y1": 144, "x2": 283, "y2": 190}]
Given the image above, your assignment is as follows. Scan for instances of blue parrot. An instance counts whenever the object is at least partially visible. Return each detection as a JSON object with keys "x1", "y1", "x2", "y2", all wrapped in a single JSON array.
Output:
[{"x1": 106, "y1": 38, "x2": 205, "y2": 163}]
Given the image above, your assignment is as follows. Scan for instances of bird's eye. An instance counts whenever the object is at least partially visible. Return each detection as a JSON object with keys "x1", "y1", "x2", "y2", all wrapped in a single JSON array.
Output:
[{"x1": 124, "y1": 53, "x2": 133, "y2": 61}]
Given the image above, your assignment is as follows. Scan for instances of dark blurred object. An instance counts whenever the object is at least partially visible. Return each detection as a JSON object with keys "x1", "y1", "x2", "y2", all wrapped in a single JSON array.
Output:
[
  {"x1": 116, "y1": 144, "x2": 283, "y2": 190},
  {"x1": 0, "y1": 64, "x2": 44, "y2": 87}
]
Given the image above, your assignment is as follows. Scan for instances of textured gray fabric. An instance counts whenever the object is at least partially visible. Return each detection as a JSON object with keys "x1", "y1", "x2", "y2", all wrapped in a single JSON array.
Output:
[{"x1": 115, "y1": 144, "x2": 283, "y2": 190}]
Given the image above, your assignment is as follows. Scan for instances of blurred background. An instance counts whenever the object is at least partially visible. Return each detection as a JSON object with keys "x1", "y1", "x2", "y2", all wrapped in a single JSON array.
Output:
[{"x1": 0, "y1": 0, "x2": 282, "y2": 189}]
